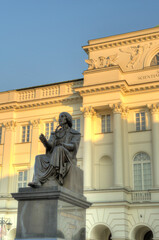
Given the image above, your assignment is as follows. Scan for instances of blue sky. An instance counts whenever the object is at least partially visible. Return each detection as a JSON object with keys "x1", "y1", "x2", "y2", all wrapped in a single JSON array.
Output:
[{"x1": 1, "y1": 0, "x2": 159, "y2": 92}]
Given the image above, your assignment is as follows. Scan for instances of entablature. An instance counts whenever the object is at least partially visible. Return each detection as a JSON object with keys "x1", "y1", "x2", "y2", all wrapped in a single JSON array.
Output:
[
  {"x1": 0, "y1": 80, "x2": 83, "y2": 112},
  {"x1": 83, "y1": 27, "x2": 159, "y2": 54},
  {"x1": 76, "y1": 79, "x2": 159, "y2": 96},
  {"x1": 0, "y1": 95, "x2": 82, "y2": 112}
]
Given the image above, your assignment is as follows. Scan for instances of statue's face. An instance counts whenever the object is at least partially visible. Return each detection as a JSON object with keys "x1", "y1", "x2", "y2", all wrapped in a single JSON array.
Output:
[{"x1": 59, "y1": 113, "x2": 67, "y2": 126}]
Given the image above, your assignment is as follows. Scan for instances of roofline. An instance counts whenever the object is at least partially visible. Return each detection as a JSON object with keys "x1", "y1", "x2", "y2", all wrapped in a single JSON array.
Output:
[
  {"x1": 82, "y1": 26, "x2": 159, "y2": 53},
  {"x1": 2, "y1": 78, "x2": 83, "y2": 93},
  {"x1": 88, "y1": 26, "x2": 159, "y2": 45}
]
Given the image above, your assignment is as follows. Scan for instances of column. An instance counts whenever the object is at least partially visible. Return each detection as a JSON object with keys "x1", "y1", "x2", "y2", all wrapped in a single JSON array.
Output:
[
  {"x1": 150, "y1": 104, "x2": 159, "y2": 188},
  {"x1": 111, "y1": 104, "x2": 124, "y2": 187},
  {"x1": 81, "y1": 106, "x2": 95, "y2": 190},
  {"x1": 122, "y1": 107, "x2": 130, "y2": 189},
  {"x1": 30, "y1": 119, "x2": 41, "y2": 180},
  {"x1": 0, "y1": 121, "x2": 16, "y2": 194}
]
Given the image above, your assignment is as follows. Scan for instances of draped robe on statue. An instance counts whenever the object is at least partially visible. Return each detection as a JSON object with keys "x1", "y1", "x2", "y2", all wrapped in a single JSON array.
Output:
[{"x1": 32, "y1": 127, "x2": 81, "y2": 185}]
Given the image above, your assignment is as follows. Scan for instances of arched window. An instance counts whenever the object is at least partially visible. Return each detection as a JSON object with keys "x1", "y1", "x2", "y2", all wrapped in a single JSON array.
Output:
[
  {"x1": 150, "y1": 52, "x2": 159, "y2": 66},
  {"x1": 95, "y1": 156, "x2": 113, "y2": 189},
  {"x1": 133, "y1": 152, "x2": 152, "y2": 190}
]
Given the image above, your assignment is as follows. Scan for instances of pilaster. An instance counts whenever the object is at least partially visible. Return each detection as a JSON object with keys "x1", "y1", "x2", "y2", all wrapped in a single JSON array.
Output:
[
  {"x1": 110, "y1": 104, "x2": 124, "y2": 187},
  {"x1": 29, "y1": 119, "x2": 41, "y2": 180},
  {"x1": 80, "y1": 106, "x2": 95, "y2": 190},
  {"x1": 122, "y1": 107, "x2": 130, "y2": 189},
  {"x1": 1, "y1": 121, "x2": 16, "y2": 194},
  {"x1": 149, "y1": 104, "x2": 159, "y2": 188}
]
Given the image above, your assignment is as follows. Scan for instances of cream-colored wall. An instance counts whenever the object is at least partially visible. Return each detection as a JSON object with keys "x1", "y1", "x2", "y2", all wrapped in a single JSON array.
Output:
[{"x1": 1, "y1": 27, "x2": 159, "y2": 239}]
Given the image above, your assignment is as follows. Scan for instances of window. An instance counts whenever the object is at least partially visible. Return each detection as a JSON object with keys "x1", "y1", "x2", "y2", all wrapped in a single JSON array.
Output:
[
  {"x1": 17, "y1": 170, "x2": 28, "y2": 189},
  {"x1": 45, "y1": 122, "x2": 54, "y2": 140},
  {"x1": 136, "y1": 112, "x2": 146, "y2": 131},
  {"x1": 133, "y1": 152, "x2": 152, "y2": 190},
  {"x1": 101, "y1": 114, "x2": 111, "y2": 133},
  {"x1": 72, "y1": 118, "x2": 80, "y2": 132},
  {"x1": 22, "y1": 125, "x2": 30, "y2": 142},
  {"x1": 0, "y1": 127, "x2": 2, "y2": 144},
  {"x1": 150, "y1": 52, "x2": 159, "y2": 66}
]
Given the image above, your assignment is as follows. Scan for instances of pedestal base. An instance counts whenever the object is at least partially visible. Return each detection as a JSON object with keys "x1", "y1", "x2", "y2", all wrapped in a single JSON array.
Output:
[{"x1": 12, "y1": 186, "x2": 91, "y2": 240}]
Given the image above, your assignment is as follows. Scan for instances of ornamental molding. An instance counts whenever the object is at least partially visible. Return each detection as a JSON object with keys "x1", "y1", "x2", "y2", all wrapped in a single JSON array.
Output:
[
  {"x1": 119, "y1": 43, "x2": 152, "y2": 69},
  {"x1": 109, "y1": 103, "x2": 129, "y2": 116},
  {"x1": 0, "y1": 95, "x2": 82, "y2": 112},
  {"x1": 85, "y1": 54, "x2": 118, "y2": 70},
  {"x1": 83, "y1": 32, "x2": 159, "y2": 54},
  {"x1": 147, "y1": 103, "x2": 159, "y2": 113},
  {"x1": 30, "y1": 119, "x2": 41, "y2": 128},
  {"x1": 122, "y1": 106, "x2": 129, "y2": 118},
  {"x1": 76, "y1": 80, "x2": 159, "y2": 96},
  {"x1": 109, "y1": 103, "x2": 123, "y2": 114},
  {"x1": 80, "y1": 106, "x2": 96, "y2": 118},
  {"x1": 2, "y1": 120, "x2": 16, "y2": 130},
  {"x1": 76, "y1": 81, "x2": 128, "y2": 96}
]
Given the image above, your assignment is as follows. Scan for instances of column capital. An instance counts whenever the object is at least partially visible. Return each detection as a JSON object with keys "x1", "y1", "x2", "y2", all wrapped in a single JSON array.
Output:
[
  {"x1": 30, "y1": 119, "x2": 41, "y2": 128},
  {"x1": 122, "y1": 106, "x2": 129, "y2": 119},
  {"x1": 53, "y1": 116, "x2": 58, "y2": 122},
  {"x1": 109, "y1": 103, "x2": 124, "y2": 114},
  {"x1": 3, "y1": 120, "x2": 16, "y2": 130},
  {"x1": 147, "y1": 103, "x2": 159, "y2": 114},
  {"x1": 80, "y1": 106, "x2": 96, "y2": 118}
]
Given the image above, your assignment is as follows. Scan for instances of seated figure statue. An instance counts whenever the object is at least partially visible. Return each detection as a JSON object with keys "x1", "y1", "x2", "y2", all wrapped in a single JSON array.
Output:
[{"x1": 28, "y1": 112, "x2": 81, "y2": 188}]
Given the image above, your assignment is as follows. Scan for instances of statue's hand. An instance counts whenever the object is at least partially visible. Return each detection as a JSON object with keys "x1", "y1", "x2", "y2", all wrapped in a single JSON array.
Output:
[{"x1": 39, "y1": 133, "x2": 46, "y2": 143}]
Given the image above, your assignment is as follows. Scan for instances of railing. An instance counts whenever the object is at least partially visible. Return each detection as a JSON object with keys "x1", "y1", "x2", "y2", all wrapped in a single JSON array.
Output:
[
  {"x1": 131, "y1": 191, "x2": 151, "y2": 202},
  {"x1": 19, "y1": 90, "x2": 35, "y2": 101},
  {"x1": 42, "y1": 86, "x2": 60, "y2": 97}
]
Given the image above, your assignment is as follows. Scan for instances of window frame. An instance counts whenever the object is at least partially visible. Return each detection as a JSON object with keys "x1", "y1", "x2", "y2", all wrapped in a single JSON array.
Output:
[
  {"x1": 45, "y1": 121, "x2": 54, "y2": 140},
  {"x1": 101, "y1": 114, "x2": 111, "y2": 133},
  {"x1": 17, "y1": 170, "x2": 28, "y2": 189},
  {"x1": 150, "y1": 52, "x2": 159, "y2": 66},
  {"x1": 21, "y1": 125, "x2": 31, "y2": 143},
  {"x1": 135, "y1": 111, "x2": 146, "y2": 131},
  {"x1": 133, "y1": 152, "x2": 152, "y2": 190},
  {"x1": 72, "y1": 118, "x2": 81, "y2": 132}
]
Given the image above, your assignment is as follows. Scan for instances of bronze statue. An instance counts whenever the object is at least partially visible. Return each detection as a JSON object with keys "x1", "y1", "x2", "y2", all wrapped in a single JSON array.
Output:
[{"x1": 28, "y1": 112, "x2": 81, "y2": 188}]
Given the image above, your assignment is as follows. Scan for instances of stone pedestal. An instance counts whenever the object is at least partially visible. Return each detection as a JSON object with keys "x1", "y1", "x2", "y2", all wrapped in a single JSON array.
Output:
[{"x1": 12, "y1": 167, "x2": 91, "y2": 240}]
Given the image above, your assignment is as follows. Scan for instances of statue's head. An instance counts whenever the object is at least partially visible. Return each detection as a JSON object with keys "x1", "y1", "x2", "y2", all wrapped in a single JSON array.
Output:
[{"x1": 59, "y1": 112, "x2": 72, "y2": 128}]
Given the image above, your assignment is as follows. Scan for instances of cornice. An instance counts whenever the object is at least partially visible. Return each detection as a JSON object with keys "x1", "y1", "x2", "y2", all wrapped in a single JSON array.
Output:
[
  {"x1": 0, "y1": 95, "x2": 82, "y2": 112},
  {"x1": 83, "y1": 31, "x2": 159, "y2": 54},
  {"x1": 76, "y1": 80, "x2": 159, "y2": 96},
  {"x1": 76, "y1": 81, "x2": 128, "y2": 96}
]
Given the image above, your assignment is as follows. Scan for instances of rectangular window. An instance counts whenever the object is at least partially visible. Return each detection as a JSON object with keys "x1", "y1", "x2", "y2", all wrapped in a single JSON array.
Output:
[
  {"x1": 22, "y1": 125, "x2": 30, "y2": 142},
  {"x1": 0, "y1": 127, "x2": 2, "y2": 144},
  {"x1": 72, "y1": 118, "x2": 80, "y2": 132},
  {"x1": 101, "y1": 115, "x2": 111, "y2": 133},
  {"x1": 17, "y1": 170, "x2": 28, "y2": 189},
  {"x1": 136, "y1": 112, "x2": 146, "y2": 131},
  {"x1": 45, "y1": 122, "x2": 54, "y2": 140}
]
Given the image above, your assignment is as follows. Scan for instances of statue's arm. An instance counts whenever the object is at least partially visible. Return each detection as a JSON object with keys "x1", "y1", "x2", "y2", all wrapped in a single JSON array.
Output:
[
  {"x1": 61, "y1": 142, "x2": 74, "y2": 151},
  {"x1": 61, "y1": 132, "x2": 81, "y2": 151}
]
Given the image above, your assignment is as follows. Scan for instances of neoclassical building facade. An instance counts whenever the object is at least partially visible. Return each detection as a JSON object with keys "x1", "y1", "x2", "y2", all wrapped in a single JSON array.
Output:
[{"x1": 1, "y1": 27, "x2": 159, "y2": 240}]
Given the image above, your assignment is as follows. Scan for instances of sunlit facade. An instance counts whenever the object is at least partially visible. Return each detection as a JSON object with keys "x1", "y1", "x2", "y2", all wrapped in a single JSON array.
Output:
[{"x1": 1, "y1": 27, "x2": 159, "y2": 240}]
